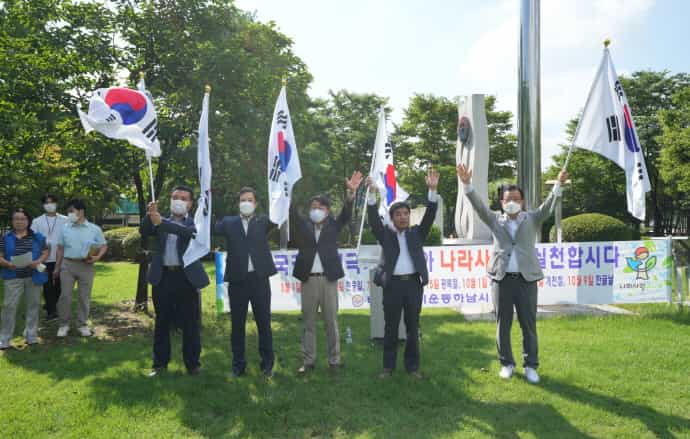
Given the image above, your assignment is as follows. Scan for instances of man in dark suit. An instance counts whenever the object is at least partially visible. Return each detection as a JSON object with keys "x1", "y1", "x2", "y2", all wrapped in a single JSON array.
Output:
[
  {"x1": 366, "y1": 169, "x2": 439, "y2": 379},
  {"x1": 214, "y1": 187, "x2": 277, "y2": 378},
  {"x1": 140, "y1": 185, "x2": 210, "y2": 377},
  {"x1": 291, "y1": 171, "x2": 363, "y2": 374}
]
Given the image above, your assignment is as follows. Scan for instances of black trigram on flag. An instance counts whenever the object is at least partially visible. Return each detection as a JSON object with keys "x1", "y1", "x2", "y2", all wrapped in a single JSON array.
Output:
[
  {"x1": 269, "y1": 155, "x2": 281, "y2": 182},
  {"x1": 384, "y1": 141, "x2": 393, "y2": 160},
  {"x1": 606, "y1": 115, "x2": 621, "y2": 142},
  {"x1": 276, "y1": 110, "x2": 288, "y2": 130},
  {"x1": 142, "y1": 118, "x2": 158, "y2": 143}
]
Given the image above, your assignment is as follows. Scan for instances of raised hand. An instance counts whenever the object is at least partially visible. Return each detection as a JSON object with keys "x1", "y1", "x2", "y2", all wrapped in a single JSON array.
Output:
[
  {"x1": 456, "y1": 163, "x2": 472, "y2": 185},
  {"x1": 558, "y1": 169, "x2": 569, "y2": 184},
  {"x1": 346, "y1": 170, "x2": 364, "y2": 193},
  {"x1": 425, "y1": 168, "x2": 440, "y2": 190}
]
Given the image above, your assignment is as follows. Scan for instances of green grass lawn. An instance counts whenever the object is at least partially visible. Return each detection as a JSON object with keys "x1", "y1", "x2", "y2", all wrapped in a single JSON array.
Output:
[{"x1": 1, "y1": 262, "x2": 689, "y2": 438}]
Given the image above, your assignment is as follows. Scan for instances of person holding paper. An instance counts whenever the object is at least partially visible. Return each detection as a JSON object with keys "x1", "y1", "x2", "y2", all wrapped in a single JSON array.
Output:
[
  {"x1": 457, "y1": 164, "x2": 568, "y2": 384},
  {"x1": 290, "y1": 171, "x2": 362, "y2": 374},
  {"x1": 54, "y1": 199, "x2": 107, "y2": 338},
  {"x1": 0, "y1": 208, "x2": 49, "y2": 349},
  {"x1": 31, "y1": 193, "x2": 69, "y2": 321}
]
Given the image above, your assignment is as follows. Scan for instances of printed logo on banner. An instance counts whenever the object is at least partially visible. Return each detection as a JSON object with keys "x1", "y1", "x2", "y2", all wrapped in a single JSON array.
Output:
[
  {"x1": 625, "y1": 246, "x2": 656, "y2": 281},
  {"x1": 351, "y1": 294, "x2": 364, "y2": 308}
]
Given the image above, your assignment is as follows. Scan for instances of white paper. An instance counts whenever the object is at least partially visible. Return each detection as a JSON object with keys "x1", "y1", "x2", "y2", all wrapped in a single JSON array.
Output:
[{"x1": 11, "y1": 252, "x2": 33, "y2": 268}]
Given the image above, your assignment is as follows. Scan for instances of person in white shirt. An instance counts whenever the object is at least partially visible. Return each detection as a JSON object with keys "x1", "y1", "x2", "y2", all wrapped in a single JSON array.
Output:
[{"x1": 30, "y1": 194, "x2": 69, "y2": 321}]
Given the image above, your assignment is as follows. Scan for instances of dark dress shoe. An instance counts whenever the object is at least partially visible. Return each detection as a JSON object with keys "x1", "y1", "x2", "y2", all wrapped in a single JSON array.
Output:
[
  {"x1": 188, "y1": 367, "x2": 201, "y2": 376},
  {"x1": 378, "y1": 368, "x2": 393, "y2": 379},
  {"x1": 297, "y1": 364, "x2": 315, "y2": 375},
  {"x1": 148, "y1": 367, "x2": 167, "y2": 378},
  {"x1": 263, "y1": 368, "x2": 273, "y2": 379},
  {"x1": 232, "y1": 368, "x2": 246, "y2": 378},
  {"x1": 407, "y1": 370, "x2": 423, "y2": 380}
]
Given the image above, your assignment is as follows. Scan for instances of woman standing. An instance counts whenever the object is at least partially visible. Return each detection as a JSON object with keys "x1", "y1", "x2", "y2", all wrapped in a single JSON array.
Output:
[{"x1": 0, "y1": 208, "x2": 49, "y2": 349}]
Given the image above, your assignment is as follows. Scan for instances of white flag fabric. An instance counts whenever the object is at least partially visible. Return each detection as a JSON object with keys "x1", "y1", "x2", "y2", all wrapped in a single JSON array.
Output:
[
  {"x1": 183, "y1": 91, "x2": 212, "y2": 267},
  {"x1": 267, "y1": 86, "x2": 301, "y2": 225},
  {"x1": 372, "y1": 107, "x2": 409, "y2": 219},
  {"x1": 77, "y1": 84, "x2": 161, "y2": 158},
  {"x1": 572, "y1": 48, "x2": 651, "y2": 220}
]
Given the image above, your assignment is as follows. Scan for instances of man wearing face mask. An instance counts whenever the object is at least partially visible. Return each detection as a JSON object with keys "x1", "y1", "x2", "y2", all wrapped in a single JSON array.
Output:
[
  {"x1": 457, "y1": 164, "x2": 568, "y2": 384},
  {"x1": 214, "y1": 187, "x2": 277, "y2": 378},
  {"x1": 366, "y1": 169, "x2": 440, "y2": 379},
  {"x1": 290, "y1": 171, "x2": 363, "y2": 374},
  {"x1": 31, "y1": 194, "x2": 69, "y2": 321},
  {"x1": 140, "y1": 186, "x2": 210, "y2": 377},
  {"x1": 54, "y1": 199, "x2": 107, "y2": 338}
]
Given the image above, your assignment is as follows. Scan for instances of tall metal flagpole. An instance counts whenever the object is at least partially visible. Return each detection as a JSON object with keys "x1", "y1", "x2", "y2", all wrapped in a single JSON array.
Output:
[{"x1": 517, "y1": 0, "x2": 541, "y2": 212}]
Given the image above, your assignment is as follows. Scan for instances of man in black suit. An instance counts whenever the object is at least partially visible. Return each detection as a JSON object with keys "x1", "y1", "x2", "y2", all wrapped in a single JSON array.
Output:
[
  {"x1": 214, "y1": 187, "x2": 277, "y2": 378},
  {"x1": 366, "y1": 169, "x2": 439, "y2": 379},
  {"x1": 291, "y1": 171, "x2": 363, "y2": 374},
  {"x1": 140, "y1": 186, "x2": 210, "y2": 377}
]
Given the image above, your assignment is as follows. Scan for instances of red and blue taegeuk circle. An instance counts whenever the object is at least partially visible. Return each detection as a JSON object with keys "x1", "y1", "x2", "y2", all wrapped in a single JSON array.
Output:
[
  {"x1": 104, "y1": 88, "x2": 148, "y2": 125},
  {"x1": 277, "y1": 130, "x2": 292, "y2": 171}
]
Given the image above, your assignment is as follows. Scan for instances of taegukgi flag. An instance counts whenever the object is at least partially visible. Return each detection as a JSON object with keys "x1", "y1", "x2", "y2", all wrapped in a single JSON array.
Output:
[
  {"x1": 183, "y1": 89, "x2": 212, "y2": 267},
  {"x1": 572, "y1": 47, "x2": 651, "y2": 220},
  {"x1": 77, "y1": 83, "x2": 161, "y2": 158},
  {"x1": 267, "y1": 85, "x2": 301, "y2": 225},
  {"x1": 372, "y1": 107, "x2": 408, "y2": 220}
]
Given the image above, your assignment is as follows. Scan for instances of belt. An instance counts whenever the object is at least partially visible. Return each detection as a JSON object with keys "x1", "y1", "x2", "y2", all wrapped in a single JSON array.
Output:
[
  {"x1": 391, "y1": 273, "x2": 418, "y2": 281},
  {"x1": 505, "y1": 272, "x2": 522, "y2": 279},
  {"x1": 163, "y1": 266, "x2": 182, "y2": 272},
  {"x1": 310, "y1": 273, "x2": 325, "y2": 277},
  {"x1": 65, "y1": 258, "x2": 86, "y2": 262}
]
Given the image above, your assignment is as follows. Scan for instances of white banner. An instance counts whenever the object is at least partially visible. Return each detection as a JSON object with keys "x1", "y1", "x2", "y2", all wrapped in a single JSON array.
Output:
[{"x1": 214, "y1": 239, "x2": 672, "y2": 312}]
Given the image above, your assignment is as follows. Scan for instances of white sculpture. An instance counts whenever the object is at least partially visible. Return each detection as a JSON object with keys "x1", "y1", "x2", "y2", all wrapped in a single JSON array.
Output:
[{"x1": 455, "y1": 94, "x2": 492, "y2": 242}]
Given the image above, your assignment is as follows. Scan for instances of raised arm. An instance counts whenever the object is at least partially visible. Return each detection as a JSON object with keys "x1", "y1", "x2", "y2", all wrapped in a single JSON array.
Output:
[
  {"x1": 140, "y1": 202, "x2": 158, "y2": 237},
  {"x1": 336, "y1": 171, "x2": 362, "y2": 231},
  {"x1": 418, "y1": 169, "x2": 440, "y2": 240},
  {"x1": 533, "y1": 170, "x2": 568, "y2": 223},
  {"x1": 365, "y1": 176, "x2": 385, "y2": 244},
  {"x1": 457, "y1": 163, "x2": 497, "y2": 229}
]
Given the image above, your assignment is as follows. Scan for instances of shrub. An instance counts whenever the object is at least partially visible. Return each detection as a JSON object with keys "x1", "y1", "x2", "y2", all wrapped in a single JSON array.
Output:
[
  {"x1": 550, "y1": 213, "x2": 632, "y2": 242},
  {"x1": 122, "y1": 229, "x2": 142, "y2": 260},
  {"x1": 103, "y1": 227, "x2": 137, "y2": 260},
  {"x1": 425, "y1": 225, "x2": 442, "y2": 246}
]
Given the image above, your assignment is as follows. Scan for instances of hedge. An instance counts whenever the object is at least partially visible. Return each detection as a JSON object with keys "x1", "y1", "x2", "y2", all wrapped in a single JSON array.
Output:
[{"x1": 549, "y1": 213, "x2": 633, "y2": 242}]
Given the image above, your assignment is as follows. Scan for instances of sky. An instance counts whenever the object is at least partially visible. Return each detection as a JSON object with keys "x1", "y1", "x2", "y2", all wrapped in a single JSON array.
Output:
[{"x1": 235, "y1": 0, "x2": 690, "y2": 170}]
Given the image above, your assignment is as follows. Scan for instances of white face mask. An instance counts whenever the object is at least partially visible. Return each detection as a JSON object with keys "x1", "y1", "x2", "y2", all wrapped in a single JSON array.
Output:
[
  {"x1": 503, "y1": 201, "x2": 522, "y2": 215},
  {"x1": 170, "y1": 199, "x2": 189, "y2": 216},
  {"x1": 239, "y1": 201, "x2": 255, "y2": 216},
  {"x1": 67, "y1": 212, "x2": 79, "y2": 223},
  {"x1": 44, "y1": 203, "x2": 57, "y2": 213},
  {"x1": 309, "y1": 208, "x2": 327, "y2": 224}
]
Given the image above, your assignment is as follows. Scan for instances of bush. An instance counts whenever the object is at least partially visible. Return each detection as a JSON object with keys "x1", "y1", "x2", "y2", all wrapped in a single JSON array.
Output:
[
  {"x1": 550, "y1": 213, "x2": 632, "y2": 242},
  {"x1": 103, "y1": 227, "x2": 137, "y2": 260},
  {"x1": 122, "y1": 229, "x2": 142, "y2": 260},
  {"x1": 425, "y1": 225, "x2": 442, "y2": 246}
]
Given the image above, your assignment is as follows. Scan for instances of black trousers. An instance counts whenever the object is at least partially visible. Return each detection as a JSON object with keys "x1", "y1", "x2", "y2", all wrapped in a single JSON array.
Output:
[
  {"x1": 152, "y1": 268, "x2": 201, "y2": 371},
  {"x1": 382, "y1": 276, "x2": 423, "y2": 372},
  {"x1": 228, "y1": 272, "x2": 274, "y2": 373},
  {"x1": 43, "y1": 262, "x2": 61, "y2": 316}
]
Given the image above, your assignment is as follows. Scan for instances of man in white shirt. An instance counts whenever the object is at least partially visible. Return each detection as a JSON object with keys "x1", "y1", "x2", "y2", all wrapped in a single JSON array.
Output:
[
  {"x1": 366, "y1": 169, "x2": 439, "y2": 379},
  {"x1": 31, "y1": 194, "x2": 69, "y2": 320}
]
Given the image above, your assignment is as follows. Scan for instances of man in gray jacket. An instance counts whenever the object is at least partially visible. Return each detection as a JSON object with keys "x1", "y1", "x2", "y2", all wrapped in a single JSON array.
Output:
[{"x1": 457, "y1": 163, "x2": 567, "y2": 384}]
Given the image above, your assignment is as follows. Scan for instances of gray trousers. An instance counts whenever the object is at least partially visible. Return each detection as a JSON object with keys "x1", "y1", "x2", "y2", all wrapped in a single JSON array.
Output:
[
  {"x1": 57, "y1": 260, "x2": 95, "y2": 326},
  {"x1": 1, "y1": 278, "x2": 41, "y2": 344},
  {"x1": 491, "y1": 274, "x2": 539, "y2": 369},
  {"x1": 301, "y1": 276, "x2": 340, "y2": 366}
]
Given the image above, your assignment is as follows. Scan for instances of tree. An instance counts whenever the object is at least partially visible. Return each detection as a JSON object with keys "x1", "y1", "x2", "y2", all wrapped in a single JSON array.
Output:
[{"x1": 658, "y1": 85, "x2": 690, "y2": 233}]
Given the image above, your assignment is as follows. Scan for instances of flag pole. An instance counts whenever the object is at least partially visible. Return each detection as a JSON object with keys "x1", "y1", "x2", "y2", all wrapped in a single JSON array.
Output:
[
  {"x1": 147, "y1": 155, "x2": 156, "y2": 202},
  {"x1": 356, "y1": 106, "x2": 383, "y2": 254},
  {"x1": 280, "y1": 75, "x2": 290, "y2": 250},
  {"x1": 564, "y1": 38, "x2": 611, "y2": 172}
]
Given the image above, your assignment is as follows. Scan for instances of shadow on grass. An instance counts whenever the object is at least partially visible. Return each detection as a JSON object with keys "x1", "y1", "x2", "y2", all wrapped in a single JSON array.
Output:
[{"x1": 4, "y1": 310, "x2": 686, "y2": 437}]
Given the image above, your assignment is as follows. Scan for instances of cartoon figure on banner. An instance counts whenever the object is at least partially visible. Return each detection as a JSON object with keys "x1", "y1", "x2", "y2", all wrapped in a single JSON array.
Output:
[{"x1": 625, "y1": 246, "x2": 656, "y2": 280}]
